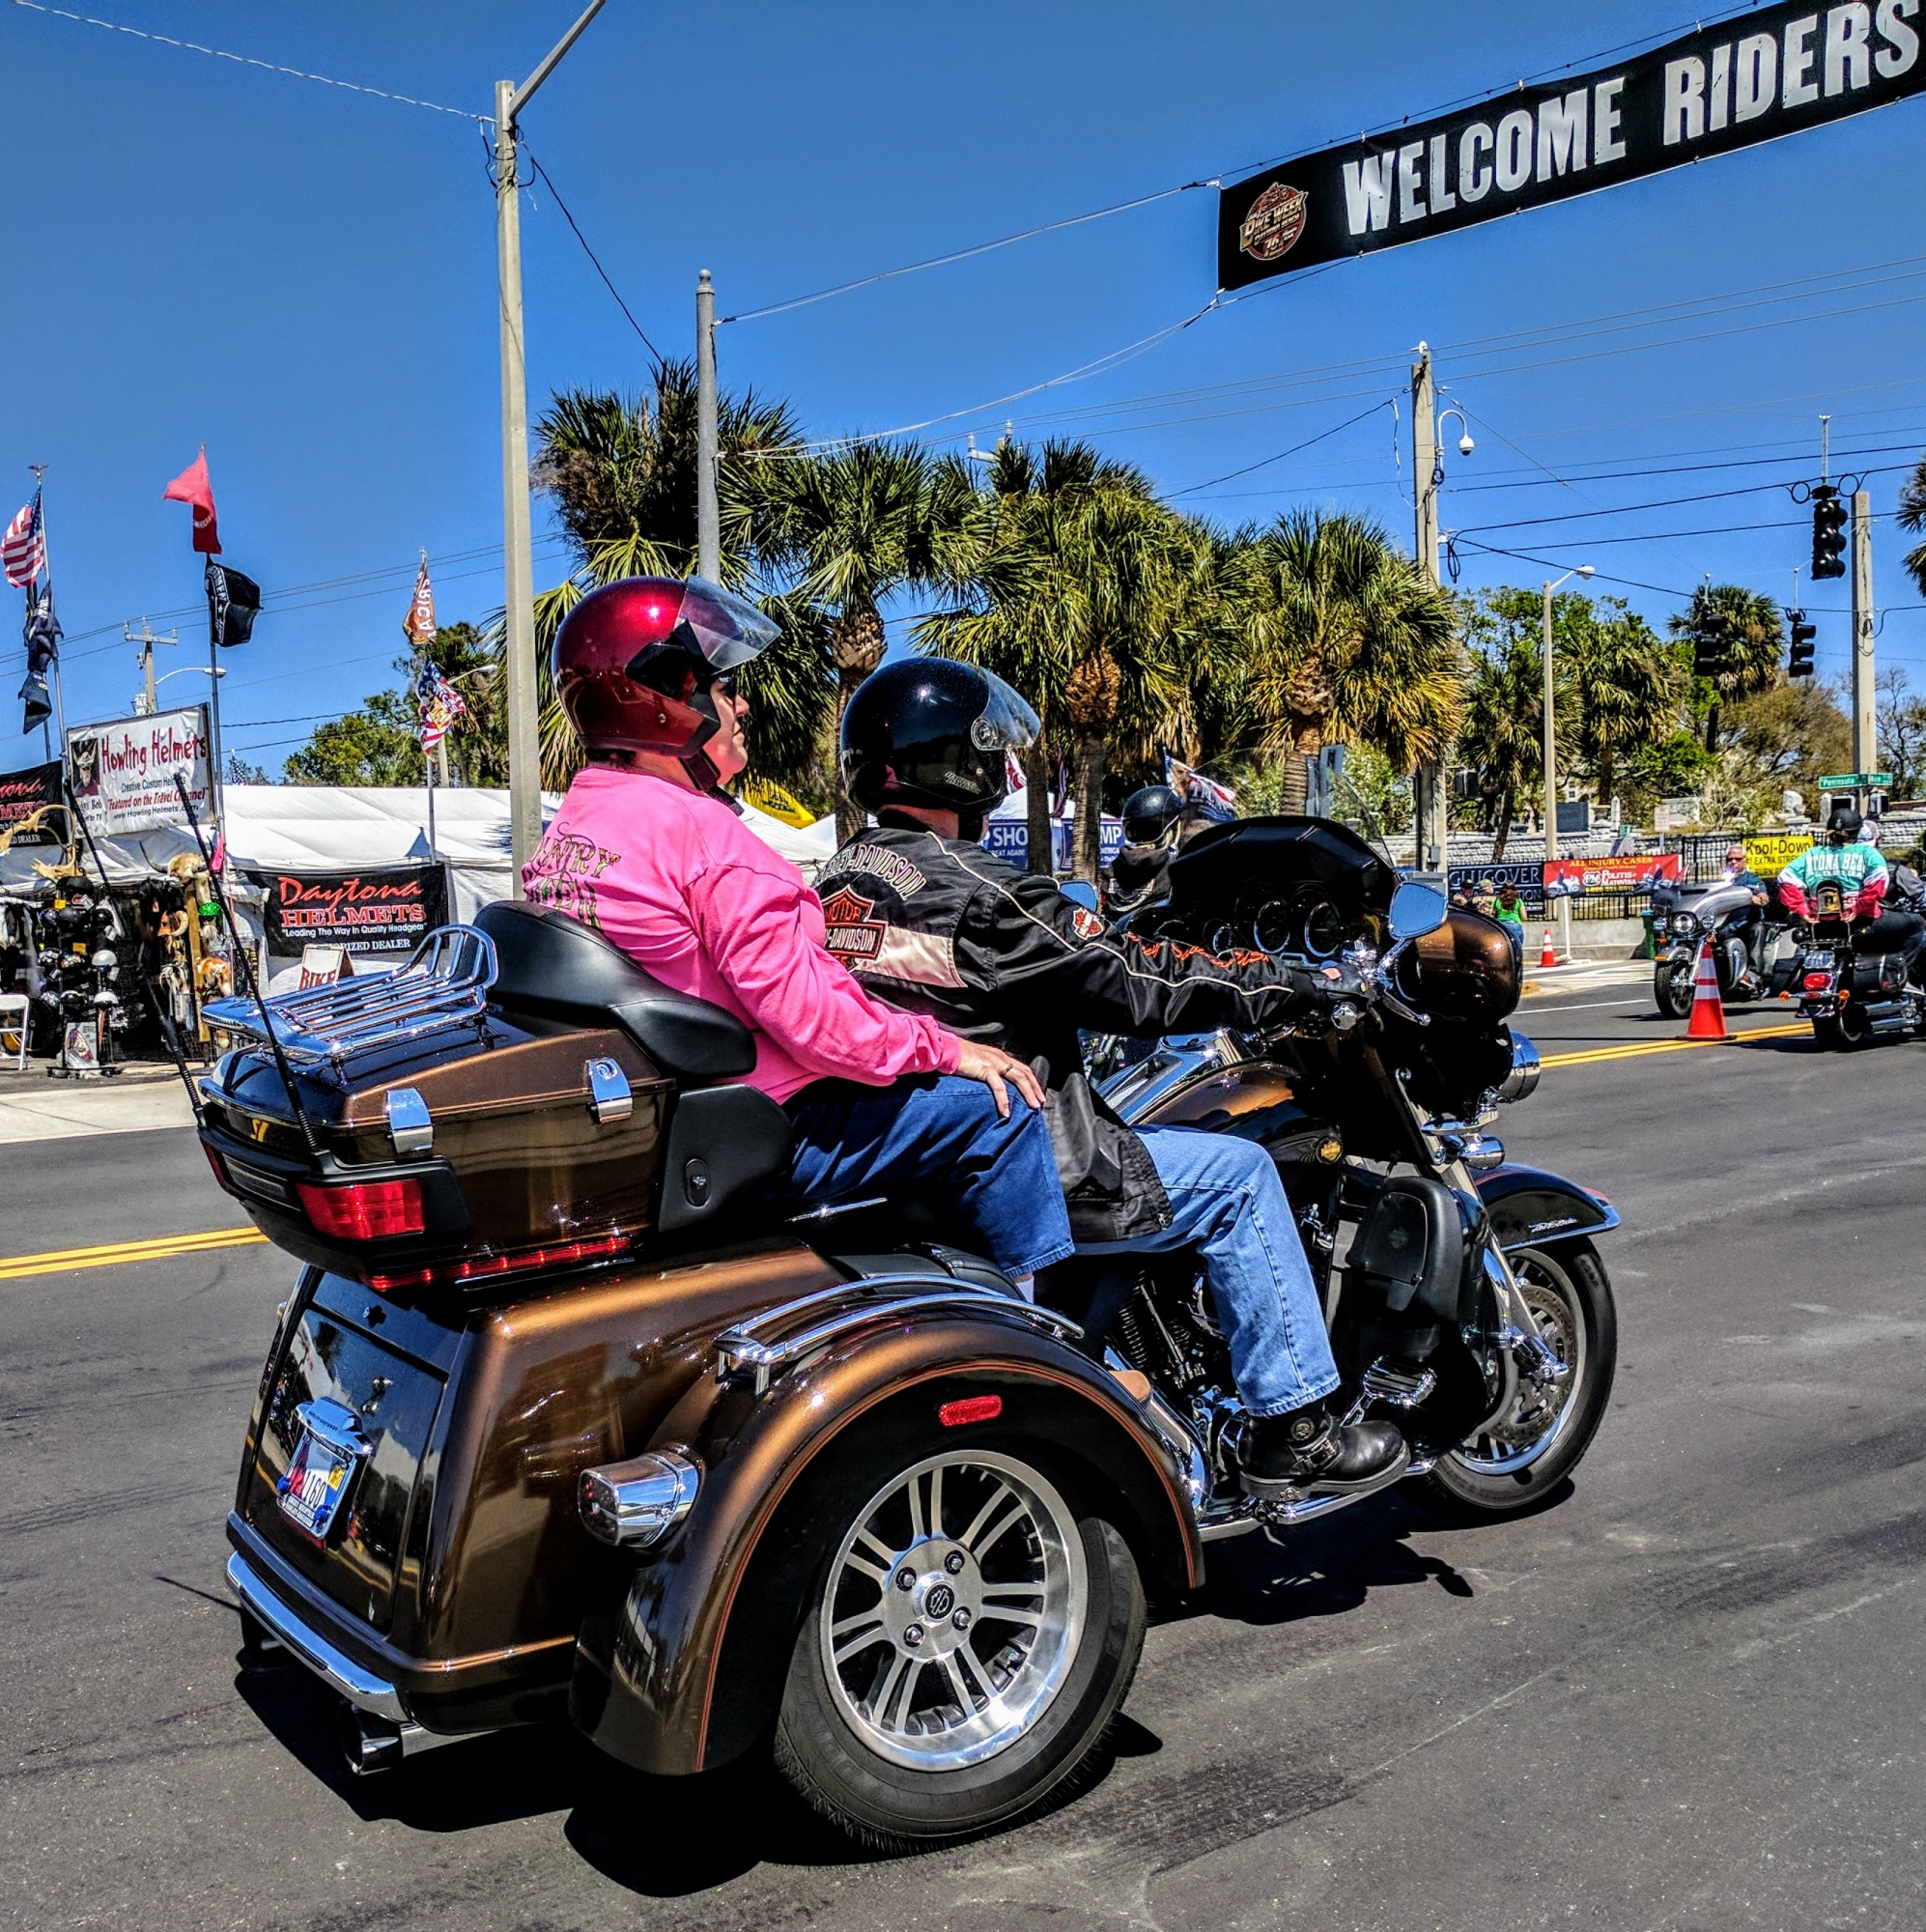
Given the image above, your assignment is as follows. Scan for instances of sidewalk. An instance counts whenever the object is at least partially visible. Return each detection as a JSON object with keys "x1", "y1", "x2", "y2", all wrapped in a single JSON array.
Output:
[{"x1": 0, "y1": 1062, "x2": 198, "y2": 1145}]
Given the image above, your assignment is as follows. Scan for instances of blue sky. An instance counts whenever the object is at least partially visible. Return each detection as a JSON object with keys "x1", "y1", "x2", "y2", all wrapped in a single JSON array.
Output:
[{"x1": 3, "y1": 0, "x2": 1923, "y2": 779}]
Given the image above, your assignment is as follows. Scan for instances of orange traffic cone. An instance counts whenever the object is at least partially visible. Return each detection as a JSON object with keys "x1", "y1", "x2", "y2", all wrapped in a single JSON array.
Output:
[
  {"x1": 1685, "y1": 934, "x2": 1728, "y2": 1039},
  {"x1": 1540, "y1": 925, "x2": 1558, "y2": 969}
]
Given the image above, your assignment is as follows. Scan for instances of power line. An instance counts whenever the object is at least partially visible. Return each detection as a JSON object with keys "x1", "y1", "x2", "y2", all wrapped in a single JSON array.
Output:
[
  {"x1": 1166, "y1": 401, "x2": 1397, "y2": 499},
  {"x1": 8, "y1": 0, "x2": 484, "y2": 121},
  {"x1": 520, "y1": 142, "x2": 666, "y2": 363}
]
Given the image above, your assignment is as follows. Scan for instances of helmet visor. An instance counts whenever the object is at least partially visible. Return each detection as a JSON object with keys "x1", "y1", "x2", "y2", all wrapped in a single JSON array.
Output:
[
  {"x1": 672, "y1": 577, "x2": 781, "y2": 673},
  {"x1": 966, "y1": 671, "x2": 1040, "y2": 754}
]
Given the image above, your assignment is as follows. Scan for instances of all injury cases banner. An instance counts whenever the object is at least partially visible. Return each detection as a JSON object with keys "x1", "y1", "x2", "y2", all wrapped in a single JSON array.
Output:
[{"x1": 1218, "y1": 1, "x2": 1926, "y2": 289}]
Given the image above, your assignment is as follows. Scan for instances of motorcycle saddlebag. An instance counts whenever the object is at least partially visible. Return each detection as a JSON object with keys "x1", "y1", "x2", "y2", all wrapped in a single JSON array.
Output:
[
  {"x1": 1851, "y1": 952, "x2": 1906, "y2": 997},
  {"x1": 1347, "y1": 1176, "x2": 1465, "y2": 1324}
]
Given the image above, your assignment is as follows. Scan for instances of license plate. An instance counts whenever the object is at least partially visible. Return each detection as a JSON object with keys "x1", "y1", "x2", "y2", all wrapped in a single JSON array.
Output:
[
  {"x1": 276, "y1": 1406, "x2": 365, "y2": 1543},
  {"x1": 1806, "y1": 951, "x2": 1833, "y2": 966}
]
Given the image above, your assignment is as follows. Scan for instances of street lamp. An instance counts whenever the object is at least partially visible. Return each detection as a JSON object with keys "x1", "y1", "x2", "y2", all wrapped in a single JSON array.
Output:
[
  {"x1": 1543, "y1": 564, "x2": 1596, "y2": 964},
  {"x1": 496, "y1": 0, "x2": 611, "y2": 893}
]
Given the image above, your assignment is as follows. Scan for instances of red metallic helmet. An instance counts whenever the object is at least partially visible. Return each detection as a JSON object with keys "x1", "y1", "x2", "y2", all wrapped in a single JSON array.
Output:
[{"x1": 551, "y1": 575, "x2": 779, "y2": 787}]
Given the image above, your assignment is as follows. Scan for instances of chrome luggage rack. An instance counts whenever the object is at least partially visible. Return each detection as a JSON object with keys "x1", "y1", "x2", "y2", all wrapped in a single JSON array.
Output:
[{"x1": 203, "y1": 924, "x2": 499, "y2": 1067}]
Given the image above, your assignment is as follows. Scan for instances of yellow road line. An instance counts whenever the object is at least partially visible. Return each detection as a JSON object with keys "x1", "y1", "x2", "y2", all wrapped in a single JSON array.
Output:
[
  {"x1": 1541, "y1": 1021, "x2": 1811, "y2": 1069},
  {"x1": 0, "y1": 1225, "x2": 268, "y2": 1282}
]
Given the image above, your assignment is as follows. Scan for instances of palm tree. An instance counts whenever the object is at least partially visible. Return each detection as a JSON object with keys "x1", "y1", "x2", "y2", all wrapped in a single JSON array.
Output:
[
  {"x1": 918, "y1": 440, "x2": 1196, "y2": 879},
  {"x1": 1458, "y1": 631, "x2": 1544, "y2": 860},
  {"x1": 751, "y1": 440, "x2": 966, "y2": 838},
  {"x1": 1900, "y1": 451, "x2": 1926, "y2": 599},
  {"x1": 516, "y1": 363, "x2": 835, "y2": 798},
  {"x1": 1668, "y1": 583, "x2": 1784, "y2": 752},
  {"x1": 1226, "y1": 511, "x2": 1461, "y2": 815},
  {"x1": 1566, "y1": 603, "x2": 1685, "y2": 820}
]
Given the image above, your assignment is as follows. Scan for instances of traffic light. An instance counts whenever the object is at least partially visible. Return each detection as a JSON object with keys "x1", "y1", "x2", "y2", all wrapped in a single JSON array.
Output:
[
  {"x1": 1693, "y1": 636, "x2": 1725, "y2": 678},
  {"x1": 1811, "y1": 485, "x2": 1847, "y2": 579},
  {"x1": 1787, "y1": 609, "x2": 1817, "y2": 678}
]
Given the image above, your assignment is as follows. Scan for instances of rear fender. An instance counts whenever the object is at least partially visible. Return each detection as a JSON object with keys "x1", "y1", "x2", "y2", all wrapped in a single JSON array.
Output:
[
  {"x1": 1476, "y1": 1163, "x2": 1620, "y2": 1251},
  {"x1": 570, "y1": 1308, "x2": 1200, "y2": 1776}
]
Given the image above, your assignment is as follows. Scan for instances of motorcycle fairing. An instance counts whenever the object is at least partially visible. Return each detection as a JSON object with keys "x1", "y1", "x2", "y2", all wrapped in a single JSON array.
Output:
[{"x1": 1474, "y1": 1163, "x2": 1620, "y2": 1251}]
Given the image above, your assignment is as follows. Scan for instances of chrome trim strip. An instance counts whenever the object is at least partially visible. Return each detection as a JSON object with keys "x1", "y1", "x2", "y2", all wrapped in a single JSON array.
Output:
[
  {"x1": 716, "y1": 1284, "x2": 1083, "y2": 1394},
  {"x1": 384, "y1": 1087, "x2": 434, "y2": 1157},
  {"x1": 225, "y1": 1551, "x2": 409, "y2": 1725},
  {"x1": 585, "y1": 1057, "x2": 633, "y2": 1124}
]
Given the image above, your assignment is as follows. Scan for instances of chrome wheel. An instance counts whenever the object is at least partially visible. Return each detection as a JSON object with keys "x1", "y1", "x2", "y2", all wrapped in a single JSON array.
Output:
[
  {"x1": 1456, "y1": 1249, "x2": 1587, "y2": 1477},
  {"x1": 818, "y1": 1451, "x2": 1086, "y2": 1772}
]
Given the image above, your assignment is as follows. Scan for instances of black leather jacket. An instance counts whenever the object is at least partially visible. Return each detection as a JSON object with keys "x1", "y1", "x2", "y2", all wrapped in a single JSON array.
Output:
[{"x1": 816, "y1": 819, "x2": 1328, "y2": 1238}]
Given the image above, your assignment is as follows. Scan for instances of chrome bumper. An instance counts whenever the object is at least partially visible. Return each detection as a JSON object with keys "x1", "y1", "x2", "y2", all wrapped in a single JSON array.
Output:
[{"x1": 225, "y1": 1551, "x2": 463, "y2": 1760}]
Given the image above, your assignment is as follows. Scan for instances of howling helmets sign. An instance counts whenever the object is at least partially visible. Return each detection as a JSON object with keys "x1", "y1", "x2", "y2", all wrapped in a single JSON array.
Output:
[{"x1": 1218, "y1": 0, "x2": 1926, "y2": 289}]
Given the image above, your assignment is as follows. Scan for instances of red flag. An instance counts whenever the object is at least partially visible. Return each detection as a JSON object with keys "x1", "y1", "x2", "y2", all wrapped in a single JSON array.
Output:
[{"x1": 163, "y1": 450, "x2": 220, "y2": 554}]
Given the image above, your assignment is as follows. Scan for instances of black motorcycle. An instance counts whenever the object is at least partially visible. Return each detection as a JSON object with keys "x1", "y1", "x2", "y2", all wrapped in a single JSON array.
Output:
[
  {"x1": 1772, "y1": 867, "x2": 1926, "y2": 1049},
  {"x1": 1649, "y1": 875, "x2": 1790, "y2": 1018}
]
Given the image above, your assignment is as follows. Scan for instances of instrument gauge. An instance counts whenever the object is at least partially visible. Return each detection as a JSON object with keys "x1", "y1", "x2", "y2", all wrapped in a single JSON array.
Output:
[
  {"x1": 1253, "y1": 900, "x2": 1294, "y2": 953},
  {"x1": 1299, "y1": 899, "x2": 1346, "y2": 959},
  {"x1": 1206, "y1": 921, "x2": 1242, "y2": 955}
]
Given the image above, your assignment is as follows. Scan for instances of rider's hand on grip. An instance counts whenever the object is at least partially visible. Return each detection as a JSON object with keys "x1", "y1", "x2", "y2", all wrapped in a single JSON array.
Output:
[{"x1": 954, "y1": 1039, "x2": 1047, "y2": 1118}]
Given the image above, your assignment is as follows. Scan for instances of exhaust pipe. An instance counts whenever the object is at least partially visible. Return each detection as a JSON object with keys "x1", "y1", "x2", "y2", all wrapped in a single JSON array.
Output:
[{"x1": 336, "y1": 1702, "x2": 476, "y2": 1776}]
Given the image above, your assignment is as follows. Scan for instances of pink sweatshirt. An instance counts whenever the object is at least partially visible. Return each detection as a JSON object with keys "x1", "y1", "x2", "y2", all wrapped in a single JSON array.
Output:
[{"x1": 522, "y1": 766, "x2": 961, "y2": 1104}]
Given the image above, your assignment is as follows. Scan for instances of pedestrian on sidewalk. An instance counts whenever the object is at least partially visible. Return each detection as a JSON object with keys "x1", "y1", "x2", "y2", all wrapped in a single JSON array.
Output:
[{"x1": 1492, "y1": 879, "x2": 1528, "y2": 961}]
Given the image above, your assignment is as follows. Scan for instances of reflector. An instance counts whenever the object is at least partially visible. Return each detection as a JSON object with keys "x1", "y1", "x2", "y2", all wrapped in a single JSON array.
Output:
[
  {"x1": 295, "y1": 1177, "x2": 426, "y2": 1242},
  {"x1": 939, "y1": 1394, "x2": 1004, "y2": 1428}
]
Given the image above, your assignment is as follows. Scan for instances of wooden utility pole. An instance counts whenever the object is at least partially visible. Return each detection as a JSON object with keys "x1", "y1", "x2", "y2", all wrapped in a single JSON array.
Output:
[
  {"x1": 1851, "y1": 489, "x2": 1876, "y2": 782},
  {"x1": 1411, "y1": 344, "x2": 1448, "y2": 877}
]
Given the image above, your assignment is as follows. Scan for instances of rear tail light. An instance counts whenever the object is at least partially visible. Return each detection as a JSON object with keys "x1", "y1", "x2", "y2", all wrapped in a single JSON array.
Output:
[
  {"x1": 365, "y1": 1231, "x2": 629, "y2": 1296},
  {"x1": 1802, "y1": 971, "x2": 1834, "y2": 992},
  {"x1": 296, "y1": 1177, "x2": 427, "y2": 1241},
  {"x1": 203, "y1": 1142, "x2": 229, "y2": 1189}
]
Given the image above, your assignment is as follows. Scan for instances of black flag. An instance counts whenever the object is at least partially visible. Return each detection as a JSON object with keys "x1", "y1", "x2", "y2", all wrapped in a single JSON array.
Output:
[
  {"x1": 206, "y1": 558, "x2": 261, "y2": 647},
  {"x1": 18, "y1": 580, "x2": 59, "y2": 732}
]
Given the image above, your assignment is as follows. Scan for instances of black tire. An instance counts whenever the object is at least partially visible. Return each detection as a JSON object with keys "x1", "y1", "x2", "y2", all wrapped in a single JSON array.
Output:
[
  {"x1": 1413, "y1": 1238, "x2": 1617, "y2": 1522},
  {"x1": 1653, "y1": 958, "x2": 1693, "y2": 1018},
  {"x1": 1836, "y1": 1001, "x2": 1878, "y2": 1048},
  {"x1": 773, "y1": 1441, "x2": 1146, "y2": 1853},
  {"x1": 1812, "y1": 1014, "x2": 1844, "y2": 1050}
]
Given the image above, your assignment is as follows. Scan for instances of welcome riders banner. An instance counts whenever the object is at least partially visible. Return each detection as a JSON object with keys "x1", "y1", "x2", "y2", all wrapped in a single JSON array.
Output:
[{"x1": 1218, "y1": 1, "x2": 1926, "y2": 288}]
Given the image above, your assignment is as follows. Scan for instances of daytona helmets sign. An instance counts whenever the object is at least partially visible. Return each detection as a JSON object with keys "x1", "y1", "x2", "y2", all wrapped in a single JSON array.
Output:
[{"x1": 1218, "y1": 0, "x2": 1926, "y2": 289}]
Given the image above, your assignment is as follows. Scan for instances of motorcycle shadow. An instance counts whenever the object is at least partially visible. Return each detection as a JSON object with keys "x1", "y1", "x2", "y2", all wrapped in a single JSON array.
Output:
[
  {"x1": 1183, "y1": 1488, "x2": 1532, "y2": 1629},
  {"x1": 232, "y1": 1650, "x2": 1160, "y2": 1892}
]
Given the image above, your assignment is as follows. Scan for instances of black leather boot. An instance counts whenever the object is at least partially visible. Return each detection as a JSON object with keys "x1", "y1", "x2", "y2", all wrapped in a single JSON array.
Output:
[{"x1": 1241, "y1": 1402, "x2": 1409, "y2": 1501}]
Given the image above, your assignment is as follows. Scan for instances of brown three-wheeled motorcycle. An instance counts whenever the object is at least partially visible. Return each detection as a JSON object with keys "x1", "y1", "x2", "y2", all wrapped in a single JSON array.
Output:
[{"x1": 202, "y1": 817, "x2": 1616, "y2": 1850}]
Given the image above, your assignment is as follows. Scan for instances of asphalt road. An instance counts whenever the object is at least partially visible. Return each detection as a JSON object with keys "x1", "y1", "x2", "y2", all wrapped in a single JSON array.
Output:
[{"x1": 6, "y1": 976, "x2": 1924, "y2": 1931}]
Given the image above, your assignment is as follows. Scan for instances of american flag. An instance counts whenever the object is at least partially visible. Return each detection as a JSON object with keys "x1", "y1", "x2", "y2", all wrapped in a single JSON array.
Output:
[
  {"x1": 415, "y1": 660, "x2": 467, "y2": 753},
  {"x1": 2, "y1": 491, "x2": 45, "y2": 588}
]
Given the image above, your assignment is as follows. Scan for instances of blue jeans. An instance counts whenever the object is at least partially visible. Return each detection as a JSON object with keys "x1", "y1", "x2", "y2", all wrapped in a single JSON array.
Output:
[
  {"x1": 1079, "y1": 1126, "x2": 1339, "y2": 1417},
  {"x1": 784, "y1": 1074, "x2": 1075, "y2": 1279}
]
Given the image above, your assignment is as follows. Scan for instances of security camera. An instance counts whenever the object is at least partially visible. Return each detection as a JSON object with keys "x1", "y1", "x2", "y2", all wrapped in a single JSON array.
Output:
[{"x1": 1457, "y1": 433, "x2": 1475, "y2": 457}]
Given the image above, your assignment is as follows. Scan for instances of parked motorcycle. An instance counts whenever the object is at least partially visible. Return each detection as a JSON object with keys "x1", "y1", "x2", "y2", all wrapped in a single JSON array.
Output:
[
  {"x1": 1772, "y1": 870, "x2": 1926, "y2": 1048},
  {"x1": 1649, "y1": 875, "x2": 1789, "y2": 1017},
  {"x1": 196, "y1": 815, "x2": 1616, "y2": 1852}
]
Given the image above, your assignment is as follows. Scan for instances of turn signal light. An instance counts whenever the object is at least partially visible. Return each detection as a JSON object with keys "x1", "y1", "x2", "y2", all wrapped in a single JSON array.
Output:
[
  {"x1": 296, "y1": 1177, "x2": 427, "y2": 1241},
  {"x1": 939, "y1": 1394, "x2": 1004, "y2": 1428},
  {"x1": 365, "y1": 1231, "x2": 629, "y2": 1296}
]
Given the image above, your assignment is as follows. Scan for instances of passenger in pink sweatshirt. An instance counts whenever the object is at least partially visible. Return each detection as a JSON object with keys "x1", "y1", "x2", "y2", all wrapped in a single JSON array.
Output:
[{"x1": 524, "y1": 575, "x2": 1072, "y2": 1283}]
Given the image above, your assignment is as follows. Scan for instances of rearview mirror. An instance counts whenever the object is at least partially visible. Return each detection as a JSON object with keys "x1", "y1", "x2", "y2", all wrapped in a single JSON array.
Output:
[
  {"x1": 1059, "y1": 881, "x2": 1100, "y2": 916},
  {"x1": 1388, "y1": 880, "x2": 1448, "y2": 943}
]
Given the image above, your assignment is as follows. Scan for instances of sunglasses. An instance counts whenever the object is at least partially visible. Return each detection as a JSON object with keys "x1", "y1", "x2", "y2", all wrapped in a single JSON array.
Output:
[{"x1": 708, "y1": 673, "x2": 739, "y2": 702}]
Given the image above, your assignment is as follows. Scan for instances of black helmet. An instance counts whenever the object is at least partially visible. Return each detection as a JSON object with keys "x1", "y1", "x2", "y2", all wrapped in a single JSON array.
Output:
[
  {"x1": 1827, "y1": 801, "x2": 1863, "y2": 844},
  {"x1": 841, "y1": 659, "x2": 1039, "y2": 819},
  {"x1": 1121, "y1": 784, "x2": 1184, "y2": 846}
]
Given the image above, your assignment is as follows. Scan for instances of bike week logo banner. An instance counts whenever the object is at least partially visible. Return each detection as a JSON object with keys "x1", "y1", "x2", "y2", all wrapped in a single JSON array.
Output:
[
  {"x1": 0, "y1": 758, "x2": 62, "y2": 838},
  {"x1": 66, "y1": 706, "x2": 212, "y2": 838},
  {"x1": 1543, "y1": 854, "x2": 1684, "y2": 896},
  {"x1": 1218, "y1": 1, "x2": 1926, "y2": 288},
  {"x1": 1743, "y1": 832, "x2": 1815, "y2": 874},
  {"x1": 249, "y1": 864, "x2": 452, "y2": 963}
]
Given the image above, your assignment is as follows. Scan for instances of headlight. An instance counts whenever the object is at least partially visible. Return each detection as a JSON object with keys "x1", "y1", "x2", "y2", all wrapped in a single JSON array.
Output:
[
  {"x1": 1670, "y1": 913, "x2": 1698, "y2": 935},
  {"x1": 1496, "y1": 1031, "x2": 1540, "y2": 1103}
]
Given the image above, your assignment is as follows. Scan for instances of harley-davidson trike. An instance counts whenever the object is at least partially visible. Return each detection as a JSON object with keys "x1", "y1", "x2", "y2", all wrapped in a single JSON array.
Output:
[{"x1": 202, "y1": 816, "x2": 1616, "y2": 1851}]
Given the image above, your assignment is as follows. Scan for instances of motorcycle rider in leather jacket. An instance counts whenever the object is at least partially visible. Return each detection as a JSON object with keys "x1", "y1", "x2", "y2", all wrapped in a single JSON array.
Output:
[
  {"x1": 1108, "y1": 784, "x2": 1185, "y2": 914},
  {"x1": 818, "y1": 659, "x2": 1407, "y2": 1503}
]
